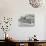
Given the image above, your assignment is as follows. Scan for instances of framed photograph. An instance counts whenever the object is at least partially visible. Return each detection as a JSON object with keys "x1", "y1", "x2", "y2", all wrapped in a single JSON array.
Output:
[{"x1": 18, "y1": 14, "x2": 35, "y2": 27}]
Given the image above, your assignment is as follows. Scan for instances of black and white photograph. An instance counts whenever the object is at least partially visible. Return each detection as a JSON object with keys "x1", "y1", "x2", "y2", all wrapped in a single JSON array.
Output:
[{"x1": 18, "y1": 14, "x2": 35, "y2": 27}]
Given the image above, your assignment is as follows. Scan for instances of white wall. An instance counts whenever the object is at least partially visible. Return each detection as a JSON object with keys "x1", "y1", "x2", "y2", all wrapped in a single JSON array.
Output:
[{"x1": 0, "y1": 0, "x2": 46, "y2": 40}]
